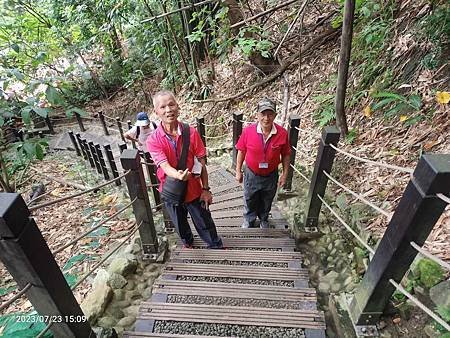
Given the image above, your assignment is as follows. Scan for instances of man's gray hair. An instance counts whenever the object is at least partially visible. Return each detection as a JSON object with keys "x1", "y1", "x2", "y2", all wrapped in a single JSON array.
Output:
[{"x1": 152, "y1": 90, "x2": 176, "y2": 107}]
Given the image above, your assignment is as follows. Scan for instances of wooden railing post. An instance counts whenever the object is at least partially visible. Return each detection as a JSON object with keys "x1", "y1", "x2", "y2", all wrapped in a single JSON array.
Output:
[
  {"x1": 95, "y1": 143, "x2": 110, "y2": 180},
  {"x1": 284, "y1": 115, "x2": 300, "y2": 191},
  {"x1": 119, "y1": 143, "x2": 127, "y2": 153},
  {"x1": 88, "y1": 141, "x2": 102, "y2": 174},
  {"x1": 144, "y1": 152, "x2": 161, "y2": 209},
  {"x1": 349, "y1": 154, "x2": 450, "y2": 327},
  {"x1": 68, "y1": 131, "x2": 81, "y2": 157},
  {"x1": 0, "y1": 193, "x2": 94, "y2": 337},
  {"x1": 83, "y1": 139, "x2": 95, "y2": 168},
  {"x1": 232, "y1": 113, "x2": 243, "y2": 170},
  {"x1": 45, "y1": 116, "x2": 55, "y2": 134},
  {"x1": 98, "y1": 112, "x2": 109, "y2": 136},
  {"x1": 127, "y1": 120, "x2": 136, "y2": 149},
  {"x1": 75, "y1": 133, "x2": 87, "y2": 161},
  {"x1": 120, "y1": 149, "x2": 158, "y2": 255},
  {"x1": 196, "y1": 117, "x2": 206, "y2": 147},
  {"x1": 116, "y1": 117, "x2": 125, "y2": 142},
  {"x1": 74, "y1": 113, "x2": 85, "y2": 132},
  {"x1": 304, "y1": 126, "x2": 340, "y2": 228},
  {"x1": 104, "y1": 144, "x2": 121, "y2": 186}
]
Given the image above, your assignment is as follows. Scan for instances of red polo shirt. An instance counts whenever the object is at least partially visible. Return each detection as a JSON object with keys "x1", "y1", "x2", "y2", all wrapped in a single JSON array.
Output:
[
  {"x1": 235, "y1": 122, "x2": 291, "y2": 176},
  {"x1": 147, "y1": 122, "x2": 206, "y2": 203}
]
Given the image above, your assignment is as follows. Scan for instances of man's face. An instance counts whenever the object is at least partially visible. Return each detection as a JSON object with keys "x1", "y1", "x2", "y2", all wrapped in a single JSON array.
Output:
[
  {"x1": 154, "y1": 94, "x2": 179, "y2": 124},
  {"x1": 257, "y1": 110, "x2": 276, "y2": 129}
]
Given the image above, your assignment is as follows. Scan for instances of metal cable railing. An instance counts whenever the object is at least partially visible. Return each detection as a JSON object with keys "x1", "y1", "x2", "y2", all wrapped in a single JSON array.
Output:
[
  {"x1": 52, "y1": 197, "x2": 137, "y2": 254},
  {"x1": 389, "y1": 279, "x2": 450, "y2": 331},
  {"x1": 0, "y1": 283, "x2": 32, "y2": 312},
  {"x1": 318, "y1": 194, "x2": 375, "y2": 255},
  {"x1": 323, "y1": 170, "x2": 391, "y2": 218},
  {"x1": 410, "y1": 242, "x2": 450, "y2": 271},
  {"x1": 289, "y1": 163, "x2": 311, "y2": 183},
  {"x1": 36, "y1": 220, "x2": 144, "y2": 338},
  {"x1": 437, "y1": 193, "x2": 450, "y2": 204},
  {"x1": 29, "y1": 170, "x2": 131, "y2": 211},
  {"x1": 329, "y1": 144, "x2": 414, "y2": 174}
]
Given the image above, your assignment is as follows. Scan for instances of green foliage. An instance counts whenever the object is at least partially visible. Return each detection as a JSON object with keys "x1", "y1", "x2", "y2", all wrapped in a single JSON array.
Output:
[
  {"x1": 0, "y1": 285, "x2": 17, "y2": 297},
  {"x1": 371, "y1": 91, "x2": 422, "y2": 119},
  {"x1": 0, "y1": 312, "x2": 52, "y2": 338},
  {"x1": 237, "y1": 26, "x2": 273, "y2": 58},
  {"x1": 434, "y1": 306, "x2": 450, "y2": 334},
  {"x1": 345, "y1": 128, "x2": 357, "y2": 144},
  {"x1": 417, "y1": 258, "x2": 445, "y2": 288},
  {"x1": 63, "y1": 254, "x2": 88, "y2": 271},
  {"x1": 312, "y1": 93, "x2": 335, "y2": 126}
]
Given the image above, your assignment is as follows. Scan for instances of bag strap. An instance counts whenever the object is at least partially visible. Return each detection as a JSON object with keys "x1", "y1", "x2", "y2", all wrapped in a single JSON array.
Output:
[
  {"x1": 177, "y1": 123, "x2": 190, "y2": 170},
  {"x1": 136, "y1": 126, "x2": 140, "y2": 138}
]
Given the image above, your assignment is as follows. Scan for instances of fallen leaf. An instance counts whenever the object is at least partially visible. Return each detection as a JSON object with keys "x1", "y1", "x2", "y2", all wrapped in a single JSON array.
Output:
[
  {"x1": 399, "y1": 115, "x2": 408, "y2": 122},
  {"x1": 436, "y1": 91, "x2": 450, "y2": 104},
  {"x1": 423, "y1": 139, "x2": 440, "y2": 151},
  {"x1": 363, "y1": 105, "x2": 372, "y2": 118}
]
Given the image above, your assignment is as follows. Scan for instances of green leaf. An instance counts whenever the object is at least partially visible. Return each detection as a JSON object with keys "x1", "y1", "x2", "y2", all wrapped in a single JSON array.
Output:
[
  {"x1": 384, "y1": 103, "x2": 407, "y2": 117},
  {"x1": 336, "y1": 193, "x2": 348, "y2": 211},
  {"x1": 11, "y1": 43, "x2": 19, "y2": 53},
  {"x1": 87, "y1": 226, "x2": 109, "y2": 237},
  {"x1": 63, "y1": 273, "x2": 78, "y2": 288},
  {"x1": 22, "y1": 142, "x2": 36, "y2": 157},
  {"x1": 0, "y1": 117, "x2": 4, "y2": 127},
  {"x1": 32, "y1": 107, "x2": 49, "y2": 118},
  {"x1": 21, "y1": 107, "x2": 32, "y2": 125},
  {"x1": 11, "y1": 69, "x2": 24, "y2": 81},
  {"x1": 45, "y1": 86, "x2": 64, "y2": 105},
  {"x1": 408, "y1": 94, "x2": 422, "y2": 111},
  {"x1": 66, "y1": 107, "x2": 87, "y2": 117},
  {"x1": 0, "y1": 285, "x2": 16, "y2": 296},
  {"x1": 404, "y1": 115, "x2": 423, "y2": 127},
  {"x1": 372, "y1": 91, "x2": 405, "y2": 101},
  {"x1": 35, "y1": 143, "x2": 44, "y2": 160},
  {"x1": 372, "y1": 97, "x2": 397, "y2": 110},
  {"x1": 63, "y1": 254, "x2": 87, "y2": 271}
]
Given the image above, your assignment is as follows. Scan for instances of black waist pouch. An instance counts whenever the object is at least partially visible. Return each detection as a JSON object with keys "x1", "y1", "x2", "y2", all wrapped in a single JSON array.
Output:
[
  {"x1": 161, "y1": 123, "x2": 190, "y2": 205},
  {"x1": 161, "y1": 177, "x2": 188, "y2": 204}
]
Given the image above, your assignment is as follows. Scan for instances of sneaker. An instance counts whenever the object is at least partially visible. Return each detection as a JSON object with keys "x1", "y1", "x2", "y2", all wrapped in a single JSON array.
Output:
[
  {"x1": 260, "y1": 221, "x2": 270, "y2": 229},
  {"x1": 241, "y1": 222, "x2": 251, "y2": 229}
]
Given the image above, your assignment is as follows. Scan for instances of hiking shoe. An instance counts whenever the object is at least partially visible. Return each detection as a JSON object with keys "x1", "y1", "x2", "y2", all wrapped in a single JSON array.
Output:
[{"x1": 260, "y1": 221, "x2": 270, "y2": 229}]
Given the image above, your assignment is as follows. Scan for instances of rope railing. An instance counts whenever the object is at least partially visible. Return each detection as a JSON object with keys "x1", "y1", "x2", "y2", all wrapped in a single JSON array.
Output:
[
  {"x1": 437, "y1": 193, "x2": 450, "y2": 204},
  {"x1": 102, "y1": 114, "x2": 117, "y2": 122},
  {"x1": 152, "y1": 202, "x2": 164, "y2": 212},
  {"x1": 0, "y1": 283, "x2": 32, "y2": 312},
  {"x1": 36, "y1": 220, "x2": 144, "y2": 338},
  {"x1": 52, "y1": 197, "x2": 137, "y2": 255},
  {"x1": 410, "y1": 241, "x2": 450, "y2": 271},
  {"x1": 291, "y1": 144, "x2": 312, "y2": 154},
  {"x1": 318, "y1": 194, "x2": 375, "y2": 255},
  {"x1": 294, "y1": 126, "x2": 321, "y2": 138},
  {"x1": 389, "y1": 279, "x2": 450, "y2": 331},
  {"x1": 140, "y1": 160, "x2": 156, "y2": 167},
  {"x1": 201, "y1": 120, "x2": 229, "y2": 127},
  {"x1": 289, "y1": 163, "x2": 311, "y2": 183},
  {"x1": 204, "y1": 132, "x2": 231, "y2": 140},
  {"x1": 323, "y1": 170, "x2": 391, "y2": 218},
  {"x1": 29, "y1": 170, "x2": 131, "y2": 211},
  {"x1": 329, "y1": 144, "x2": 414, "y2": 174}
]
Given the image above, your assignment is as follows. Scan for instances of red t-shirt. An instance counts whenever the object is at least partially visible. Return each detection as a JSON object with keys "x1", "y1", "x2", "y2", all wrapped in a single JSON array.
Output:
[
  {"x1": 235, "y1": 123, "x2": 291, "y2": 176},
  {"x1": 147, "y1": 122, "x2": 206, "y2": 203}
]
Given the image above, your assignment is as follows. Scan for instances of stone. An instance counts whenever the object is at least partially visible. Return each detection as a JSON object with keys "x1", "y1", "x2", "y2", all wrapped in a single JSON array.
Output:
[
  {"x1": 144, "y1": 264, "x2": 160, "y2": 273},
  {"x1": 123, "y1": 305, "x2": 140, "y2": 317},
  {"x1": 108, "y1": 273, "x2": 128, "y2": 289},
  {"x1": 105, "y1": 306, "x2": 124, "y2": 319},
  {"x1": 322, "y1": 271, "x2": 339, "y2": 283},
  {"x1": 318, "y1": 282, "x2": 330, "y2": 293},
  {"x1": 116, "y1": 316, "x2": 136, "y2": 327},
  {"x1": 142, "y1": 287, "x2": 153, "y2": 299},
  {"x1": 93, "y1": 327, "x2": 118, "y2": 338},
  {"x1": 430, "y1": 280, "x2": 450, "y2": 308},
  {"x1": 115, "y1": 300, "x2": 131, "y2": 308},
  {"x1": 126, "y1": 290, "x2": 142, "y2": 301},
  {"x1": 330, "y1": 282, "x2": 342, "y2": 293},
  {"x1": 137, "y1": 282, "x2": 147, "y2": 292},
  {"x1": 93, "y1": 269, "x2": 110, "y2": 289},
  {"x1": 124, "y1": 280, "x2": 136, "y2": 290},
  {"x1": 424, "y1": 323, "x2": 441, "y2": 338},
  {"x1": 108, "y1": 257, "x2": 137, "y2": 277},
  {"x1": 81, "y1": 284, "x2": 113, "y2": 322},
  {"x1": 113, "y1": 289, "x2": 125, "y2": 301},
  {"x1": 97, "y1": 316, "x2": 117, "y2": 328},
  {"x1": 398, "y1": 302, "x2": 413, "y2": 320}
]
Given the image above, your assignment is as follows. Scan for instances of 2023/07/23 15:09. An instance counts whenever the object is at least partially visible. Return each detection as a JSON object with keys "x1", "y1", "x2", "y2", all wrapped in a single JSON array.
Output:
[{"x1": 16, "y1": 315, "x2": 87, "y2": 323}]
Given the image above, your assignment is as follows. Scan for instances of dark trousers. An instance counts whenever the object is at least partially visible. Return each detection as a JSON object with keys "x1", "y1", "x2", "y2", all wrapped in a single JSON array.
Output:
[
  {"x1": 164, "y1": 198, "x2": 223, "y2": 249},
  {"x1": 243, "y1": 167, "x2": 278, "y2": 226}
]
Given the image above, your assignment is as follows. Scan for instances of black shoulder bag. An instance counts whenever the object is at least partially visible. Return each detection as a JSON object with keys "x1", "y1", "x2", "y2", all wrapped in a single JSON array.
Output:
[{"x1": 161, "y1": 123, "x2": 190, "y2": 204}]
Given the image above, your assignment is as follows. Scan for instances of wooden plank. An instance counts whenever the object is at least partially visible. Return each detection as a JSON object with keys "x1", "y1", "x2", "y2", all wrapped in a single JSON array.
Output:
[
  {"x1": 171, "y1": 248, "x2": 301, "y2": 262},
  {"x1": 210, "y1": 209, "x2": 243, "y2": 219},
  {"x1": 137, "y1": 303, "x2": 325, "y2": 329},
  {"x1": 193, "y1": 227, "x2": 290, "y2": 238},
  {"x1": 153, "y1": 279, "x2": 316, "y2": 301},
  {"x1": 163, "y1": 263, "x2": 308, "y2": 280},
  {"x1": 212, "y1": 191, "x2": 243, "y2": 204},
  {"x1": 186, "y1": 237, "x2": 295, "y2": 249},
  {"x1": 211, "y1": 182, "x2": 241, "y2": 195},
  {"x1": 209, "y1": 198, "x2": 243, "y2": 211}
]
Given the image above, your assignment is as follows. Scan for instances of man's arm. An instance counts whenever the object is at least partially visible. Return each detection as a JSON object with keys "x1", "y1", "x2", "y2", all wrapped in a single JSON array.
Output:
[
  {"x1": 124, "y1": 128, "x2": 141, "y2": 146},
  {"x1": 160, "y1": 162, "x2": 190, "y2": 181},
  {"x1": 235, "y1": 150, "x2": 245, "y2": 183},
  {"x1": 198, "y1": 157, "x2": 213, "y2": 204},
  {"x1": 279, "y1": 154, "x2": 291, "y2": 187}
]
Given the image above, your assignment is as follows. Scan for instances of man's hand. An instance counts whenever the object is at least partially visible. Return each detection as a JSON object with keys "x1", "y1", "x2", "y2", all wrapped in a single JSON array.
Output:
[
  {"x1": 177, "y1": 168, "x2": 190, "y2": 181},
  {"x1": 200, "y1": 190, "x2": 213, "y2": 205},
  {"x1": 235, "y1": 171, "x2": 243, "y2": 183},
  {"x1": 279, "y1": 173, "x2": 287, "y2": 187}
]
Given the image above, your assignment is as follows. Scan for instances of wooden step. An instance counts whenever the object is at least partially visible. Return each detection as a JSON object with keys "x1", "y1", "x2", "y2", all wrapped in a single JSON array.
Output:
[
  {"x1": 185, "y1": 237, "x2": 295, "y2": 249},
  {"x1": 137, "y1": 303, "x2": 325, "y2": 330},
  {"x1": 209, "y1": 198, "x2": 243, "y2": 211},
  {"x1": 211, "y1": 182, "x2": 241, "y2": 195},
  {"x1": 163, "y1": 262, "x2": 308, "y2": 280},
  {"x1": 153, "y1": 279, "x2": 316, "y2": 301},
  {"x1": 171, "y1": 248, "x2": 301, "y2": 263},
  {"x1": 214, "y1": 228, "x2": 290, "y2": 237},
  {"x1": 212, "y1": 191, "x2": 243, "y2": 204}
]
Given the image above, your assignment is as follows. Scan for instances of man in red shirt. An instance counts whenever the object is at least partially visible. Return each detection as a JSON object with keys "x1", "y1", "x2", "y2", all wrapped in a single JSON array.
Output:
[
  {"x1": 147, "y1": 90, "x2": 223, "y2": 249},
  {"x1": 235, "y1": 98, "x2": 291, "y2": 228}
]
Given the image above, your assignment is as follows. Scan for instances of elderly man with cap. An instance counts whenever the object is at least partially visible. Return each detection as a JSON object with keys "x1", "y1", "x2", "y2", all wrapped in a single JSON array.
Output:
[
  {"x1": 235, "y1": 98, "x2": 291, "y2": 228},
  {"x1": 124, "y1": 112, "x2": 157, "y2": 153}
]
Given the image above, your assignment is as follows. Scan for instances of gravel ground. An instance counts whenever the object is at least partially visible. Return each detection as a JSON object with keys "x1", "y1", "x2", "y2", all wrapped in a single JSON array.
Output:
[
  {"x1": 177, "y1": 276, "x2": 295, "y2": 287},
  {"x1": 153, "y1": 320, "x2": 305, "y2": 337},
  {"x1": 182, "y1": 259, "x2": 288, "y2": 268},
  {"x1": 167, "y1": 295, "x2": 306, "y2": 309}
]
